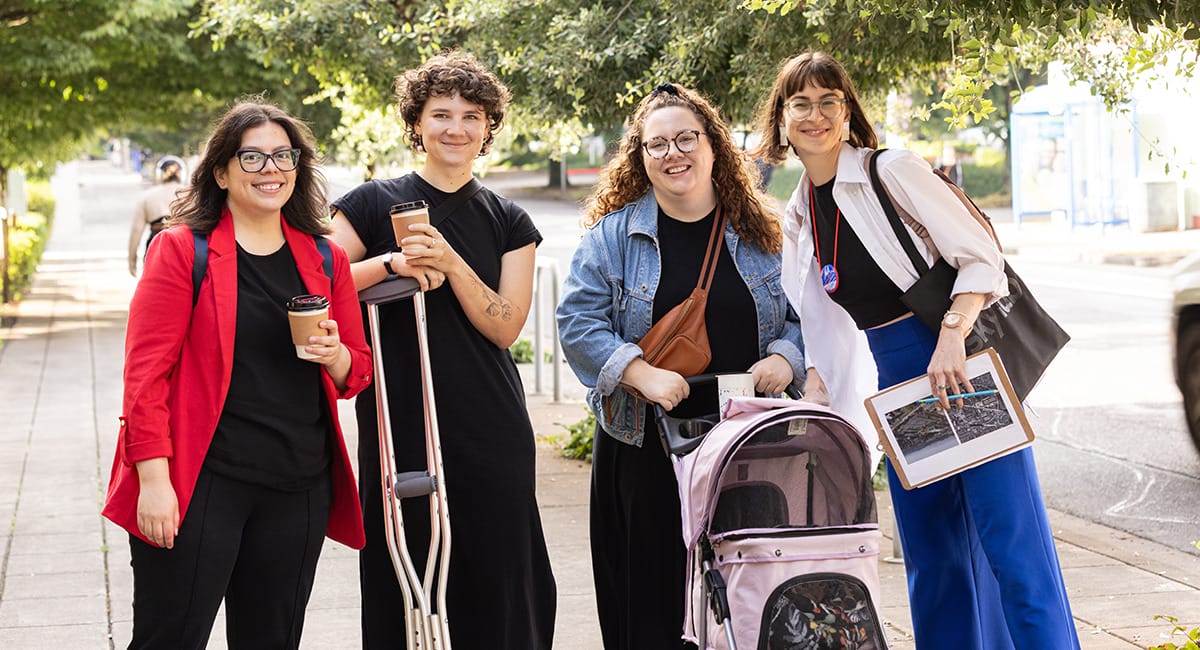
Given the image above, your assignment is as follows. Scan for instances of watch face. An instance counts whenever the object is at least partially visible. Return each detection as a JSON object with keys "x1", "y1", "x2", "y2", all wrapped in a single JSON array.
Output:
[{"x1": 944, "y1": 313, "x2": 963, "y2": 328}]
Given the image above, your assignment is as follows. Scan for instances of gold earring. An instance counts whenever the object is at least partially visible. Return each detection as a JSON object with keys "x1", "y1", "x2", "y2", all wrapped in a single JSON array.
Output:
[
  {"x1": 778, "y1": 125, "x2": 788, "y2": 147},
  {"x1": 841, "y1": 120, "x2": 851, "y2": 142}
]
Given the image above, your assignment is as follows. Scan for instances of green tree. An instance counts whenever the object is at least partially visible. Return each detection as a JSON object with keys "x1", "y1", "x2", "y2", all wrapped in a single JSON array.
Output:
[
  {"x1": 0, "y1": 1, "x2": 338, "y2": 202},
  {"x1": 192, "y1": 1, "x2": 1197, "y2": 167}
]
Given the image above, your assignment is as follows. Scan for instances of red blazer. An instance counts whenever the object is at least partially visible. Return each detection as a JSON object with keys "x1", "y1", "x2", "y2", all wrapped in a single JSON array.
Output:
[{"x1": 102, "y1": 213, "x2": 371, "y2": 549}]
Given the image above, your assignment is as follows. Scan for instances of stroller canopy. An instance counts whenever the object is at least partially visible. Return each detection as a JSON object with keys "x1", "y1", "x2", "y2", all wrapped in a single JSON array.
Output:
[{"x1": 676, "y1": 398, "x2": 877, "y2": 548}]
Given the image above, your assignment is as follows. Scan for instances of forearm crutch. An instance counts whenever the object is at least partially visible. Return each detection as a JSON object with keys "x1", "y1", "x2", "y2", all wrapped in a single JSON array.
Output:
[{"x1": 360, "y1": 277, "x2": 453, "y2": 650}]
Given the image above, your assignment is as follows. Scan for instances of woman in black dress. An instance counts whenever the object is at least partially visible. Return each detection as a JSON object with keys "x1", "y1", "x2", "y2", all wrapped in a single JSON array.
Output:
[{"x1": 329, "y1": 51, "x2": 557, "y2": 649}]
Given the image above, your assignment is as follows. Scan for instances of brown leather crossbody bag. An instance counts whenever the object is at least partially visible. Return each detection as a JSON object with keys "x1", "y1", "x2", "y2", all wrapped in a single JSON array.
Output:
[{"x1": 636, "y1": 210, "x2": 725, "y2": 377}]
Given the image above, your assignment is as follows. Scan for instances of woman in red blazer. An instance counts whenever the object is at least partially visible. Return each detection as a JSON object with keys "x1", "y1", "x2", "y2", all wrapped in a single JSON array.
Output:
[{"x1": 102, "y1": 100, "x2": 372, "y2": 650}]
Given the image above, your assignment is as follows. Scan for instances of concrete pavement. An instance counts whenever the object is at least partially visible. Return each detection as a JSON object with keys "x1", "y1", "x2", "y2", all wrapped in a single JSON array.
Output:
[{"x1": 1, "y1": 160, "x2": 1200, "y2": 648}]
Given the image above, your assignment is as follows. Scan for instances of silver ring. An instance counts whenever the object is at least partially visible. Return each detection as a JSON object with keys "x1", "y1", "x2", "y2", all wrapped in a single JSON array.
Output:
[{"x1": 936, "y1": 384, "x2": 948, "y2": 391}]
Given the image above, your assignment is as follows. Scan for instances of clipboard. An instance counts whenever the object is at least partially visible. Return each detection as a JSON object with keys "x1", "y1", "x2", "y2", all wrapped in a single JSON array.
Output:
[{"x1": 863, "y1": 348, "x2": 1034, "y2": 490}]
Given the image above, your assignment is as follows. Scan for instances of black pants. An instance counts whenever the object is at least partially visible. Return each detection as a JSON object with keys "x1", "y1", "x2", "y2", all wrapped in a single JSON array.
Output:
[
  {"x1": 128, "y1": 467, "x2": 331, "y2": 650},
  {"x1": 590, "y1": 424, "x2": 695, "y2": 650}
]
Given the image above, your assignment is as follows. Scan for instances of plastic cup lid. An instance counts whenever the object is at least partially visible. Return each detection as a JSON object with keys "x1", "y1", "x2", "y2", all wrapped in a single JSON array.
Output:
[
  {"x1": 390, "y1": 200, "x2": 429, "y2": 215},
  {"x1": 286, "y1": 294, "x2": 329, "y2": 311}
]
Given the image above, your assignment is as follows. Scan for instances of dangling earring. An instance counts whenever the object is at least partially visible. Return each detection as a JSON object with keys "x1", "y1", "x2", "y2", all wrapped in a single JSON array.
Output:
[
  {"x1": 778, "y1": 125, "x2": 788, "y2": 148},
  {"x1": 415, "y1": 136, "x2": 425, "y2": 153},
  {"x1": 841, "y1": 120, "x2": 851, "y2": 142}
]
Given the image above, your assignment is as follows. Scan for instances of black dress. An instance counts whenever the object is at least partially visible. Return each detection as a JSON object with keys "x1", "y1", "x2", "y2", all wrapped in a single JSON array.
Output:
[
  {"x1": 590, "y1": 209, "x2": 759, "y2": 650},
  {"x1": 333, "y1": 173, "x2": 557, "y2": 649}
]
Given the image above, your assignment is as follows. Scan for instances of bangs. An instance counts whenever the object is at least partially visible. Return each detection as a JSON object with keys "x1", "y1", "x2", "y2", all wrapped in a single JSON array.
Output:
[{"x1": 781, "y1": 55, "x2": 848, "y2": 98}]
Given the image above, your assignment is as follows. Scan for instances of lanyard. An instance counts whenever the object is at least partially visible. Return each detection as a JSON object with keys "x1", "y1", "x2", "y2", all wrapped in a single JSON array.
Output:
[{"x1": 809, "y1": 181, "x2": 841, "y2": 294}]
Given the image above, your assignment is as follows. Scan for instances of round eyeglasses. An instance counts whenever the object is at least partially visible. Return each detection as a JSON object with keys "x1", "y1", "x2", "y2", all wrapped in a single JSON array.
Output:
[
  {"x1": 233, "y1": 148, "x2": 301, "y2": 173},
  {"x1": 641, "y1": 130, "x2": 705, "y2": 159},
  {"x1": 783, "y1": 98, "x2": 848, "y2": 121}
]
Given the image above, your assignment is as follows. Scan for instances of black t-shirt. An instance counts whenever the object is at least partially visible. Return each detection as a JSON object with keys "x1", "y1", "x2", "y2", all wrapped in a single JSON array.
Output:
[
  {"x1": 206, "y1": 243, "x2": 331, "y2": 491},
  {"x1": 654, "y1": 208, "x2": 759, "y2": 418},
  {"x1": 330, "y1": 171, "x2": 543, "y2": 473},
  {"x1": 810, "y1": 178, "x2": 907, "y2": 329}
]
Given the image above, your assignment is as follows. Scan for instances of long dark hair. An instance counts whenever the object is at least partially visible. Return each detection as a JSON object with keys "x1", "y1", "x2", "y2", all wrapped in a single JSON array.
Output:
[
  {"x1": 174, "y1": 100, "x2": 328, "y2": 235},
  {"x1": 585, "y1": 83, "x2": 781, "y2": 253},
  {"x1": 395, "y1": 50, "x2": 511, "y2": 156},
  {"x1": 752, "y1": 51, "x2": 879, "y2": 164}
]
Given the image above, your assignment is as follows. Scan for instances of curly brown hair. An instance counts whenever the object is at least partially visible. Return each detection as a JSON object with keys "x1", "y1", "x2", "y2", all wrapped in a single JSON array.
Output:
[
  {"x1": 752, "y1": 51, "x2": 879, "y2": 165},
  {"x1": 395, "y1": 50, "x2": 511, "y2": 156},
  {"x1": 174, "y1": 99, "x2": 328, "y2": 235},
  {"x1": 584, "y1": 84, "x2": 781, "y2": 253}
]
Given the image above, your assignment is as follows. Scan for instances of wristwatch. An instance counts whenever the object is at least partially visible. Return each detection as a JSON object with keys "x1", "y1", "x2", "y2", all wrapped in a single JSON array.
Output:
[
  {"x1": 942, "y1": 310, "x2": 969, "y2": 332},
  {"x1": 382, "y1": 252, "x2": 400, "y2": 280}
]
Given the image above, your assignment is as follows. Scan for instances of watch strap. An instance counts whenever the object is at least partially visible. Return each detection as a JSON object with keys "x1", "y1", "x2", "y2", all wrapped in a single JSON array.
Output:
[{"x1": 382, "y1": 253, "x2": 400, "y2": 280}]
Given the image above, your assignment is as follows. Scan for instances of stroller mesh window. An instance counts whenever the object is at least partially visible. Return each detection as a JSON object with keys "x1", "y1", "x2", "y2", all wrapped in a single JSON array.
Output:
[
  {"x1": 759, "y1": 573, "x2": 885, "y2": 650},
  {"x1": 711, "y1": 482, "x2": 788, "y2": 531},
  {"x1": 712, "y1": 416, "x2": 876, "y2": 534}
]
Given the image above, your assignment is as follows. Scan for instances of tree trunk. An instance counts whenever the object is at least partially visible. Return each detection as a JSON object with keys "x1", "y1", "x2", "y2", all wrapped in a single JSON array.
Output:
[{"x1": 547, "y1": 158, "x2": 569, "y2": 189}]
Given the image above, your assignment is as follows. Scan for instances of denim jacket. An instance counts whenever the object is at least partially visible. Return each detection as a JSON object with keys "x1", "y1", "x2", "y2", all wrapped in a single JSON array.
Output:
[{"x1": 556, "y1": 190, "x2": 806, "y2": 447}]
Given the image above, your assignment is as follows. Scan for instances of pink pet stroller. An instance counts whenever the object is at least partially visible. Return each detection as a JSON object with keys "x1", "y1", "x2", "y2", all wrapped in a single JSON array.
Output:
[{"x1": 654, "y1": 381, "x2": 887, "y2": 649}]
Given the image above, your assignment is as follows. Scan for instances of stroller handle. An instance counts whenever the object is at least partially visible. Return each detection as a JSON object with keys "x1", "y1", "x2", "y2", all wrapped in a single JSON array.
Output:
[{"x1": 652, "y1": 374, "x2": 802, "y2": 457}]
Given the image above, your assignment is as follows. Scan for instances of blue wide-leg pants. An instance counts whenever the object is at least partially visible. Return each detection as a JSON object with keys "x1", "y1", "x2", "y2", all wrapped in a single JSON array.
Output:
[{"x1": 865, "y1": 316, "x2": 1079, "y2": 649}]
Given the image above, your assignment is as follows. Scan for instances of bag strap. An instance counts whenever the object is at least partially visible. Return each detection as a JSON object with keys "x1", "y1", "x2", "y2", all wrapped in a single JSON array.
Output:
[
  {"x1": 695, "y1": 209, "x2": 726, "y2": 292},
  {"x1": 192, "y1": 229, "x2": 209, "y2": 306},
  {"x1": 191, "y1": 230, "x2": 334, "y2": 306},
  {"x1": 429, "y1": 177, "x2": 485, "y2": 229},
  {"x1": 866, "y1": 149, "x2": 930, "y2": 275}
]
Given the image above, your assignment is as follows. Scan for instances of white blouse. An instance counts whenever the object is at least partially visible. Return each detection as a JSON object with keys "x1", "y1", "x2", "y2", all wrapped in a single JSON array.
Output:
[{"x1": 781, "y1": 144, "x2": 1008, "y2": 466}]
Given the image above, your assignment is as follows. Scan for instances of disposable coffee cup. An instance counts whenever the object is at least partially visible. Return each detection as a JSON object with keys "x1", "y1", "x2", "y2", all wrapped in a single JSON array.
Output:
[
  {"x1": 717, "y1": 373, "x2": 755, "y2": 413},
  {"x1": 286, "y1": 294, "x2": 330, "y2": 360},
  {"x1": 390, "y1": 200, "x2": 430, "y2": 248}
]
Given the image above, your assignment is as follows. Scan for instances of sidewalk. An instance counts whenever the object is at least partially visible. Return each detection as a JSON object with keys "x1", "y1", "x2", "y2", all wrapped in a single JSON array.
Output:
[{"x1": 1, "y1": 160, "x2": 1199, "y2": 649}]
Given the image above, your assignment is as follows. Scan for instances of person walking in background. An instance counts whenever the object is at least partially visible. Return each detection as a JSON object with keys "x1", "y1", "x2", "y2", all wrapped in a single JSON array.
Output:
[
  {"x1": 102, "y1": 100, "x2": 372, "y2": 649},
  {"x1": 753, "y1": 50, "x2": 1079, "y2": 649},
  {"x1": 328, "y1": 51, "x2": 556, "y2": 649},
  {"x1": 127, "y1": 156, "x2": 186, "y2": 276},
  {"x1": 556, "y1": 83, "x2": 809, "y2": 649}
]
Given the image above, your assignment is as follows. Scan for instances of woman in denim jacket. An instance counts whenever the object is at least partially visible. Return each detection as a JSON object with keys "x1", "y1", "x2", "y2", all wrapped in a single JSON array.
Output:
[{"x1": 556, "y1": 84, "x2": 811, "y2": 649}]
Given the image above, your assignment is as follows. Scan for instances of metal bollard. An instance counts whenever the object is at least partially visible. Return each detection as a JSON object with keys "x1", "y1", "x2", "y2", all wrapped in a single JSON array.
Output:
[{"x1": 532, "y1": 257, "x2": 564, "y2": 402}]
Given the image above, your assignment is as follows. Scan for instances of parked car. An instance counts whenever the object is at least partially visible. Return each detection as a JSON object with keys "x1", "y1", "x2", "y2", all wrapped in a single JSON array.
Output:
[{"x1": 1172, "y1": 251, "x2": 1200, "y2": 451}]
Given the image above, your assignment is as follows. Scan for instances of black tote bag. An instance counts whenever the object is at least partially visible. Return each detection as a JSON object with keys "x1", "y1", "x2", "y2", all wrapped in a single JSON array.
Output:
[{"x1": 866, "y1": 150, "x2": 1069, "y2": 401}]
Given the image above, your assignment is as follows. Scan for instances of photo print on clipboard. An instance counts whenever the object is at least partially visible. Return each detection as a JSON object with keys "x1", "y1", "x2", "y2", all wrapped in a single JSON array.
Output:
[{"x1": 864, "y1": 348, "x2": 1034, "y2": 489}]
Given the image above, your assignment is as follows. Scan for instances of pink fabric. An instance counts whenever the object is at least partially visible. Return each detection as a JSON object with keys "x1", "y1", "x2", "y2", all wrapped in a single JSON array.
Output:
[
  {"x1": 673, "y1": 398, "x2": 886, "y2": 648},
  {"x1": 684, "y1": 530, "x2": 883, "y2": 649}
]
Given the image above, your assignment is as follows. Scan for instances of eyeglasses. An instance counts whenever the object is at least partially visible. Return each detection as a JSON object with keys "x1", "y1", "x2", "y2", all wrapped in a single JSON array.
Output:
[
  {"x1": 641, "y1": 130, "x2": 705, "y2": 159},
  {"x1": 783, "y1": 98, "x2": 848, "y2": 121},
  {"x1": 232, "y1": 148, "x2": 301, "y2": 173}
]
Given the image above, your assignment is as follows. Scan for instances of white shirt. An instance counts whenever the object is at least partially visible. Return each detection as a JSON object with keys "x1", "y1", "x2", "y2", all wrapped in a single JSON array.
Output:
[{"x1": 781, "y1": 144, "x2": 1008, "y2": 467}]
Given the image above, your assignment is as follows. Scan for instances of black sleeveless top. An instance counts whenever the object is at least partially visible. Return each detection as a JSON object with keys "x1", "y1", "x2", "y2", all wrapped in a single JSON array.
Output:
[{"x1": 810, "y1": 178, "x2": 907, "y2": 329}]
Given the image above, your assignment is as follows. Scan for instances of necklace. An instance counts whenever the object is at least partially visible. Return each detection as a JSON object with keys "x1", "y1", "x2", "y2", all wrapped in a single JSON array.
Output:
[{"x1": 809, "y1": 181, "x2": 841, "y2": 294}]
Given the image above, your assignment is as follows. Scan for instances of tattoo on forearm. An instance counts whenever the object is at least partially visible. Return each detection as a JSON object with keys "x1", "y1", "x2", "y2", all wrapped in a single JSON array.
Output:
[{"x1": 475, "y1": 277, "x2": 514, "y2": 321}]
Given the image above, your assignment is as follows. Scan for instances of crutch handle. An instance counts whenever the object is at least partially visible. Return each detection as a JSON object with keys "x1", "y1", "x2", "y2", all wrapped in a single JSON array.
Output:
[
  {"x1": 394, "y1": 471, "x2": 437, "y2": 499},
  {"x1": 359, "y1": 276, "x2": 421, "y2": 305}
]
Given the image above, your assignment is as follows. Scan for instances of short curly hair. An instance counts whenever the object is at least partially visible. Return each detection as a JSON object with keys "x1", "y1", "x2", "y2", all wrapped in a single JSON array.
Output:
[
  {"x1": 585, "y1": 84, "x2": 781, "y2": 254},
  {"x1": 395, "y1": 51, "x2": 511, "y2": 156}
]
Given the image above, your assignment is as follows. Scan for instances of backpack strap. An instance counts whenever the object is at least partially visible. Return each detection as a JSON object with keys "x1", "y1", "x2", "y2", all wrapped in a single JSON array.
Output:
[
  {"x1": 314, "y1": 235, "x2": 334, "y2": 281},
  {"x1": 191, "y1": 229, "x2": 209, "y2": 306},
  {"x1": 191, "y1": 231, "x2": 334, "y2": 306}
]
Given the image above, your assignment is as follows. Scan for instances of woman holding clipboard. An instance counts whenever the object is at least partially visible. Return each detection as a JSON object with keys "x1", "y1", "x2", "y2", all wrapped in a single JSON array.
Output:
[{"x1": 754, "y1": 51, "x2": 1078, "y2": 649}]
